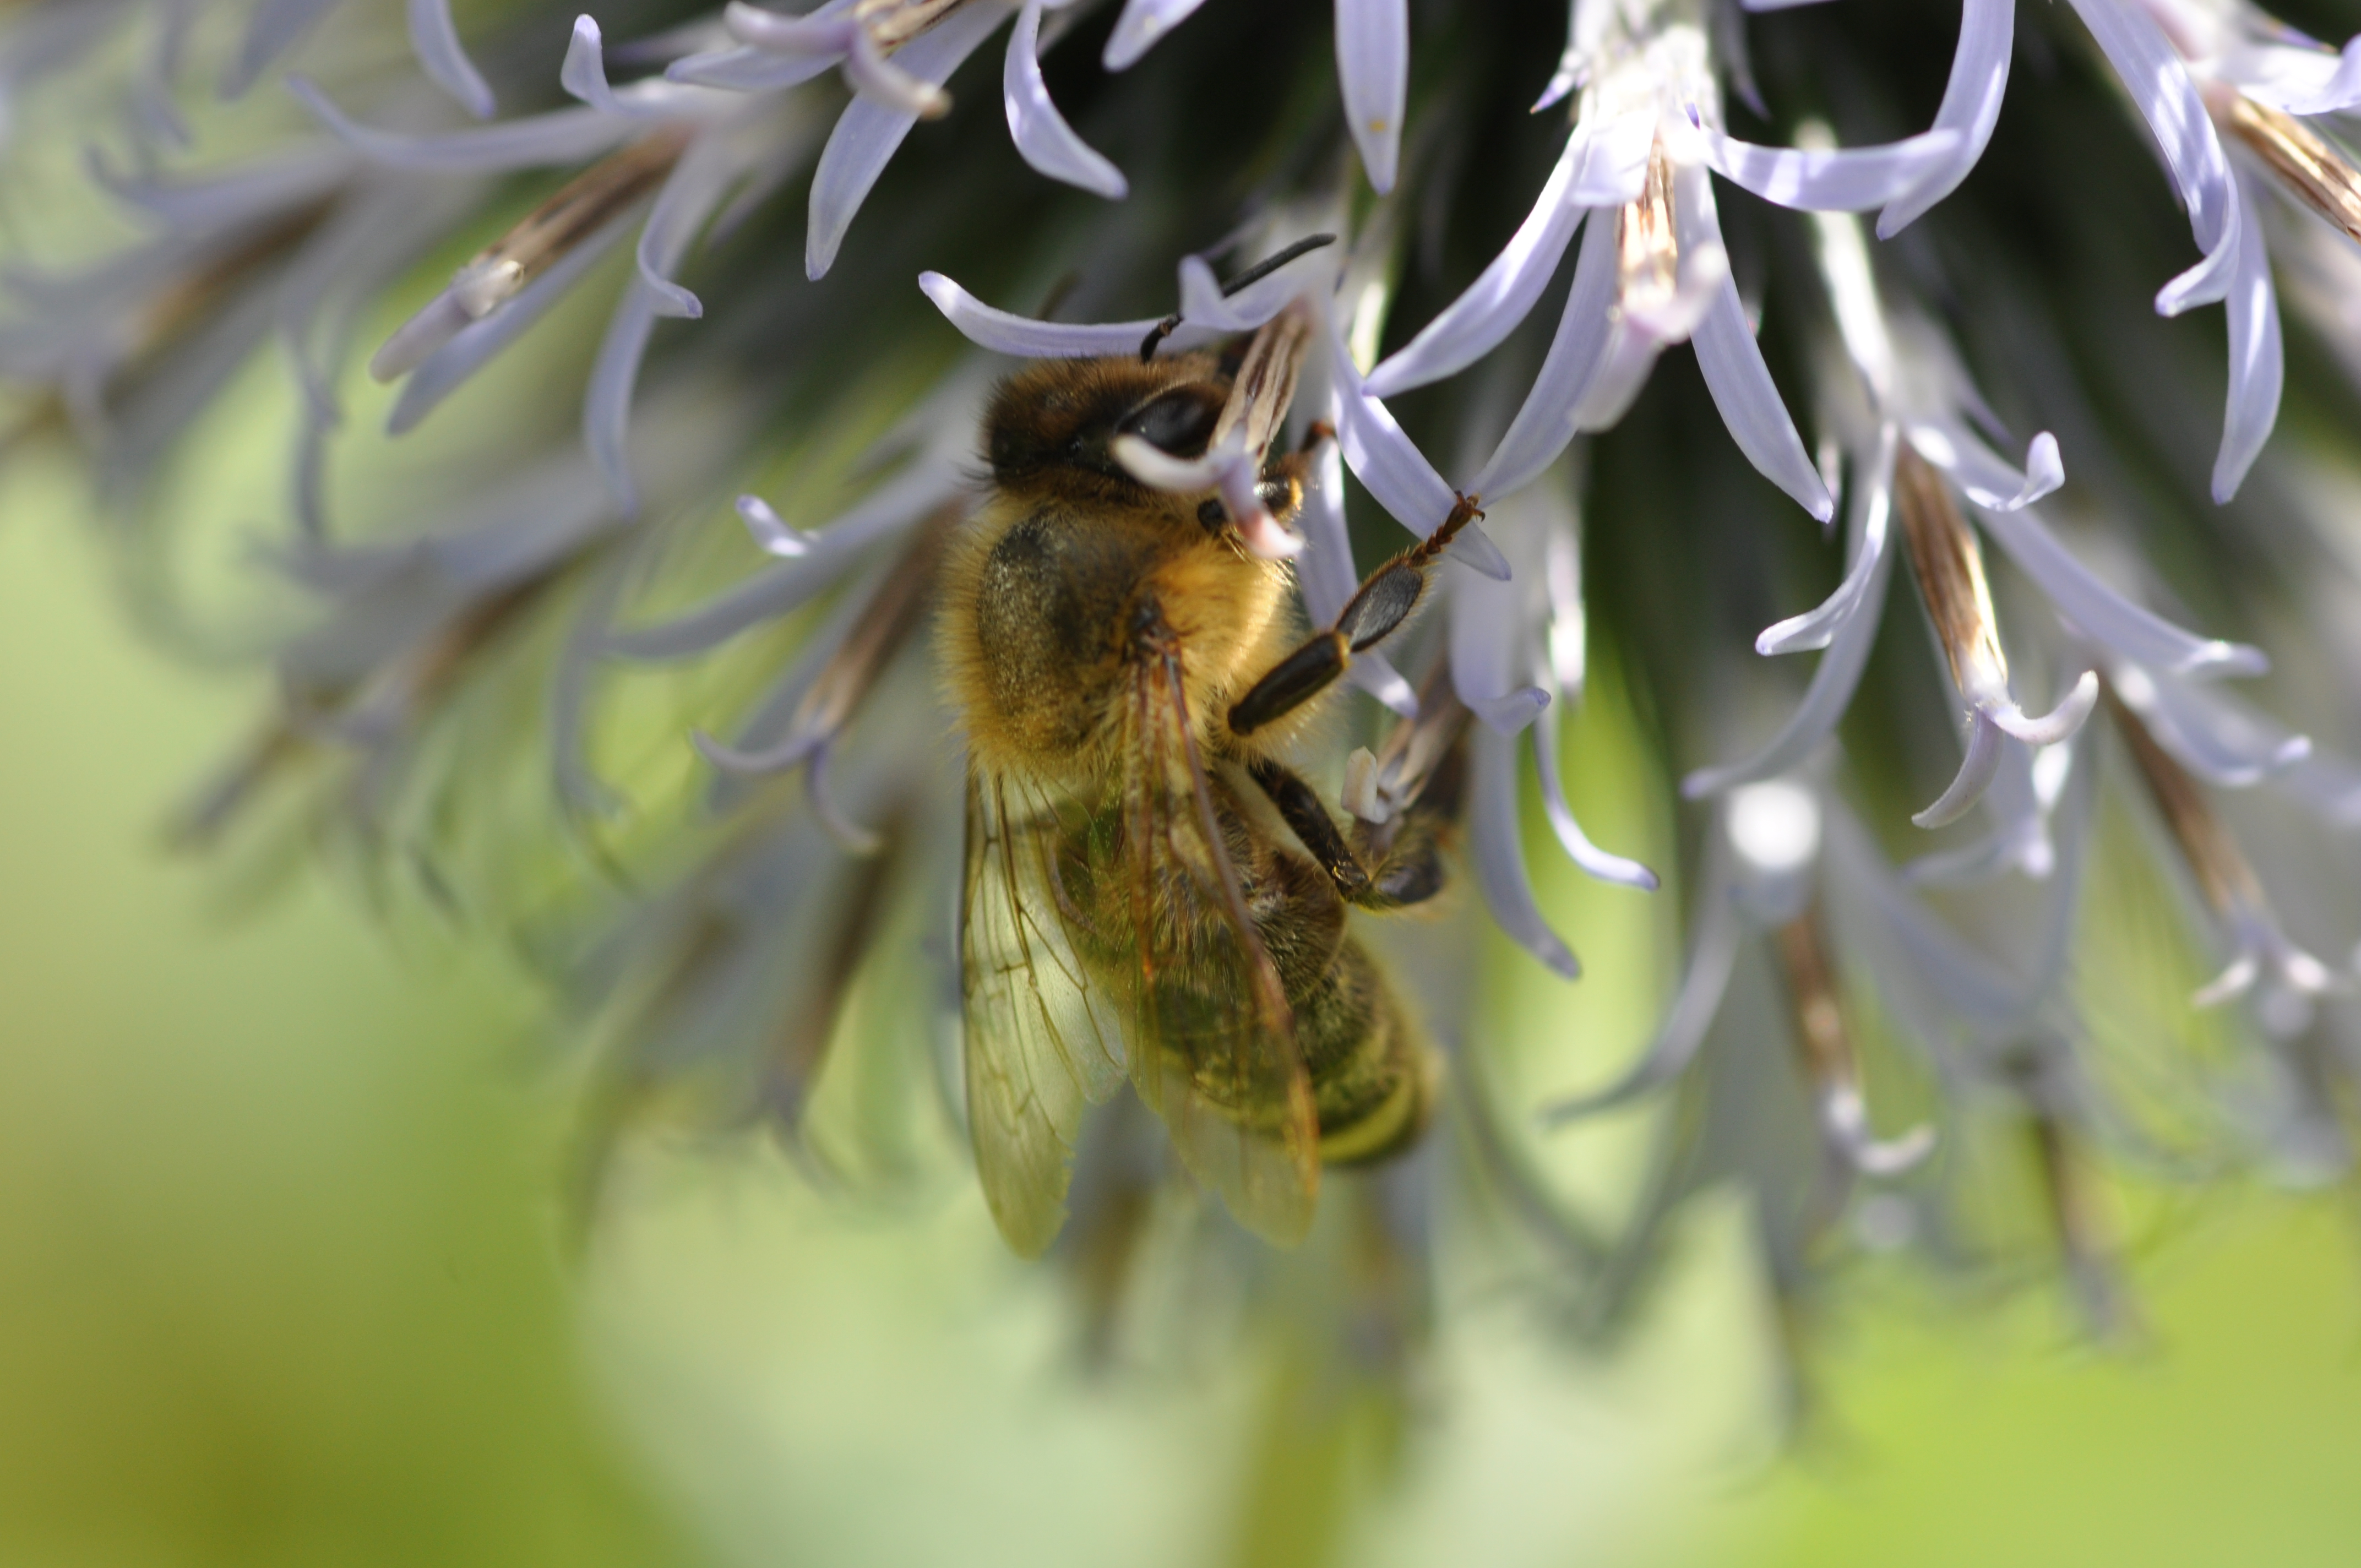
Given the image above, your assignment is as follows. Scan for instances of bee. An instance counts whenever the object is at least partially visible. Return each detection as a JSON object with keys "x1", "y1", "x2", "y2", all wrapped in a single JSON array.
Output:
[{"x1": 937, "y1": 259, "x2": 1483, "y2": 1255}]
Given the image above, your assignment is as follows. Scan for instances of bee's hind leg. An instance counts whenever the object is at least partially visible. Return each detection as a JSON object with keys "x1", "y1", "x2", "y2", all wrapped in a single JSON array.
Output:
[{"x1": 1227, "y1": 492, "x2": 1485, "y2": 738}]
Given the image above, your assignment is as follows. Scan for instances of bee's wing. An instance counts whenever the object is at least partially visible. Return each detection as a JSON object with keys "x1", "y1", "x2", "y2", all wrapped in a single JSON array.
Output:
[
  {"x1": 1118, "y1": 644, "x2": 1320, "y2": 1247},
  {"x1": 961, "y1": 767, "x2": 1127, "y2": 1257}
]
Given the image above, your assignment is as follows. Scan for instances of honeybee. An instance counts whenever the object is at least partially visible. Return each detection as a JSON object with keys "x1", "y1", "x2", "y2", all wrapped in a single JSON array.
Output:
[{"x1": 938, "y1": 260, "x2": 1482, "y2": 1255}]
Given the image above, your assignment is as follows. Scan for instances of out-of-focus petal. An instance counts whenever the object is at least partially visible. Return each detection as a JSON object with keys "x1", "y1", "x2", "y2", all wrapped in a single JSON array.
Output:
[
  {"x1": 407, "y1": 0, "x2": 494, "y2": 119},
  {"x1": 1102, "y1": 0, "x2": 1209, "y2": 70},
  {"x1": 1533, "y1": 704, "x2": 1660, "y2": 889},
  {"x1": 388, "y1": 215, "x2": 636, "y2": 434},
  {"x1": 2231, "y1": 35, "x2": 2361, "y2": 116},
  {"x1": 287, "y1": 75, "x2": 633, "y2": 170},
  {"x1": 1541, "y1": 879, "x2": 1739, "y2": 1120},
  {"x1": 1971, "y1": 503, "x2": 2266, "y2": 676},
  {"x1": 1912, "y1": 710, "x2": 2006, "y2": 828},
  {"x1": 667, "y1": 43, "x2": 843, "y2": 91},
  {"x1": 1470, "y1": 724, "x2": 1580, "y2": 978},
  {"x1": 2212, "y1": 180, "x2": 2282, "y2": 502},
  {"x1": 1335, "y1": 0, "x2": 1408, "y2": 194},
  {"x1": 607, "y1": 459, "x2": 964, "y2": 658},
  {"x1": 2110, "y1": 662, "x2": 2311, "y2": 787},
  {"x1": 223, "y1": 0, "x2": 341, "y2": 100},
  {"x1": 1004, "y1": 1, "x2": 1127, "y2": 198}
]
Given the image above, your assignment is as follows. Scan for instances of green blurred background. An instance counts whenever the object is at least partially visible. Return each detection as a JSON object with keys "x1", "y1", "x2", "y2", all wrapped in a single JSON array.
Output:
[{"x1": 7, "y1": 443, "x2": 2361, "y2": 1568}]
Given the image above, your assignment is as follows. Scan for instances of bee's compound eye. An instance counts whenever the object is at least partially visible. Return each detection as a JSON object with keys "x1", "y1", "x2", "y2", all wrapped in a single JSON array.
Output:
[{"x1": 1117, "y1": 384, "x2": 1225, "y2": 459}]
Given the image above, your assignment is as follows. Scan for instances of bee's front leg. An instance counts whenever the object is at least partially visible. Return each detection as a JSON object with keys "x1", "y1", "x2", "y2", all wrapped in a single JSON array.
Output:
[{"x1": 1227, "y1": 492, "x2": 1485, "y2": 738}]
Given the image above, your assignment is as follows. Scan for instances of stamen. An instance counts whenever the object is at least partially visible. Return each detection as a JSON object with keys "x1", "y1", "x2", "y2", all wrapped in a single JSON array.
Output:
[
  {"x1": 372, "y1": 127, "x2": 693, "y2": 382},
  {"x1": 2028, "y1": 1106, "x2": 2130, "y2": 1338},
  {"x1": 1615, "y1": 137, "x2": 1679, "y2": 314},
  {"x1": 2103, "y1": 680, "x2": 2264, "y2": 919},
  {"x1": 1894, "y1": 444, "x2": 2009, "y2": 705},
  {"x1": 1775, "y1": 910, "x2": 1936, "y2": 1175},
  {"x1": 2207, "y1": 84, "x2": 2361, "y2": 247}
]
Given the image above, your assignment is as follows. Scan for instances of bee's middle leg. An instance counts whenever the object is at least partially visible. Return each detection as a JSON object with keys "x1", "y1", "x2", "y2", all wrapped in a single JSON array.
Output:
[
  {"x1": 1227, "y1": 492, "x2": 1485, "y2": 738},
  {"x1": 1247, "y1": 755, "x2": 1454, "y2": 912}
]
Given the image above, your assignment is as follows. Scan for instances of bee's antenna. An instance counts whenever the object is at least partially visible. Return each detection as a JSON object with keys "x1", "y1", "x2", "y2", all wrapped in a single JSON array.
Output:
[
  {"x1": 1139, "y1": 233, "x2": 1339, "y2": 363},
  {"x1": 1220, "y1": 233, "x2": 1336, "y2": 297}
]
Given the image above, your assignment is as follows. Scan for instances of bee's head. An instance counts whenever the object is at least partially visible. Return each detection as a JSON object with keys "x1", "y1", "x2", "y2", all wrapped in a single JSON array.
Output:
[{"x1": 983, "y1": 353, "x2": 1231, "y2": 497}]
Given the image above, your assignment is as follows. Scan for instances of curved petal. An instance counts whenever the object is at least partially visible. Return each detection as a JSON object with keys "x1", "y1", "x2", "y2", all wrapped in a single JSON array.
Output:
[
  {"x1": 1533, "y1": 703, "x2": 1660, "y2": 890},
  {"x1": 1683, "y1": 456, "x2": 1895, "y2": 798},
  {"x1": 1541, "y1": 881, "x2": 1739, "y2": 1120},
  {"x1": 1907, "y1": 422, "x2": 2062, "y2": 511},
  {"x1": 1694, "y1": 113, "x2": 1964, "y2": 212},
  {"x1": 586, "y1": 147, "x2": 742, "y2": 509},
  {"x1": 917, "y1": 270, "x2": 1163, "y2": 356},
  {"x1": 1466, "y1": 204, "x2": 1618, "y2": 500},
  {"x1": 2239, "y1": 36, "x2": 2361, "y2": 116},
  {"x1": 1680, "y1": 171, "x2": 1834, "y2": 520},
  {"x1": 407, "y1": 0, "x2": 494, "y2": 119},
  {"x1": 1004, "y1": 1, "x2": 1127, "y2": 198},
  {"x1": 2063, "y1": 0, "x2": 2235, "y2": 295},
  {"x1": 1971, "y1": 502, "x2": 2266, "y2": 676},
  {"x1": 1911, "y1": 709, "x2": 2006, "y2": 828},
  {"x1": 2110, "y1": 662, "x2": 2311, "y2": 787},
  {"x1": 1470, "y1": 723, "x2": 1580, "y2": 978},
  {"x1": 1987, "y1": 670, "x2": 2099, "y2": 746},
  {"x1": 1877, "y1": 0, "x2": 2013, "y2": 236},
  {"x1": 1363, "y1": 139, "x2": 1590, "y2": 397},
  {"x1": 2211, "y1": 178, "x2": 2282, "y2": 503},
  {"x1": 806, "y1": 2, "x2": 1007, "y2": 279},
  {"x1": 1756, "y1": 435, "x2": 1893, "y2": 656},
  {"x1": 563, "y1": 14, "x2": 727, "y2": 119}
]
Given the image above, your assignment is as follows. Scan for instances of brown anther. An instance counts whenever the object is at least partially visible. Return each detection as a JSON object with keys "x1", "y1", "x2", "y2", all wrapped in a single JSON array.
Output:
[
  {"x1": 2101, "y1": 680, "x2": 2267, "y2": 918},
  {"x1": 2027, "y1": 1108, "x2": 2130, "y2": 1337},
  {"x1": 2208, "y1": 85, "x2": 2361, "y2": 248},
  {"x1": 1209, "y1": 302, "x2": 1313, "y2": 464},
  {"x1": 456, "y1": 126, "x2": 694, "y2": 318},
  {"x1": 1615, "y1": 137, "x2": 1679, "y2": 309},
  {"x1": 1774, "y1": 910, "x2": 1855, "y2": 1098},
  {"x1": 1894, "y1": 445, "x2": 2008, "y2": 700}
]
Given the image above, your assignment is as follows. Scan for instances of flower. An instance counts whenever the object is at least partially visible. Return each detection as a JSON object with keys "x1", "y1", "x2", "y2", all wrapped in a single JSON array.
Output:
[{"x1": 12, "y1": 0, "x2": 2361, "y2": 1472}]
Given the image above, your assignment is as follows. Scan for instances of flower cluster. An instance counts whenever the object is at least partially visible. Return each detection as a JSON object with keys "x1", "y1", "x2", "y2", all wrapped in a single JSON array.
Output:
[{"x1": 10, "y1": 0, "x2": 2361, "y2": 1411}]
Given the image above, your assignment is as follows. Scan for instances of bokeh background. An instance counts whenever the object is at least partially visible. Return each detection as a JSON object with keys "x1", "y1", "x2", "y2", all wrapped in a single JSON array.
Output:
[{"x1": 8, "y1": 428, "x2": 2361, "y2": 1568}]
